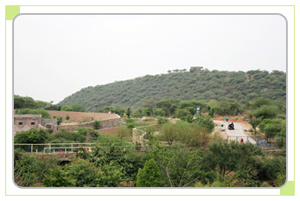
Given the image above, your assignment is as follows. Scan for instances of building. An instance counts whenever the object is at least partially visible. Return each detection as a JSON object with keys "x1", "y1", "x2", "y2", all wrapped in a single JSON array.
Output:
[
  {"x1": 190, "y1": 66, "x2": 203, "y2": 71},
  {"x1": 14, "y1": 114, "x2": 57, "y2": 135}
]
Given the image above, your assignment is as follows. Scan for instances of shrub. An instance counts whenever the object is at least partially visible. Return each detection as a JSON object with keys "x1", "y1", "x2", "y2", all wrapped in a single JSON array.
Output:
[{"x1": 136, "y1": 158, "x2": 162, "y2": 187}]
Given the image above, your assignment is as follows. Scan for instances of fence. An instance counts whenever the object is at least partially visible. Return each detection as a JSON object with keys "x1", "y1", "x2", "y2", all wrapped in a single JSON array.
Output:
[
  {"x1": 14, "y1": 143, "x2": 94, "y2": 154},
  {"x1": 14, "y1": 142, "x2": 135, "y2": 154}
]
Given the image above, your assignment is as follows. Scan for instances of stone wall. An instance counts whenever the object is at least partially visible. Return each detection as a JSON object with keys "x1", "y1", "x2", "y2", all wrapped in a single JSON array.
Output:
[{"x1": 56, "y1": 117, "x2": 122, "y2": 132}]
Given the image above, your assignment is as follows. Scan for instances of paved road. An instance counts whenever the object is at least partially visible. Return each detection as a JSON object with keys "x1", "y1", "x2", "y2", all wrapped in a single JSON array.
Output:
[{"x1": 213, "y1": 120, "x2": 256, "y2": 145}]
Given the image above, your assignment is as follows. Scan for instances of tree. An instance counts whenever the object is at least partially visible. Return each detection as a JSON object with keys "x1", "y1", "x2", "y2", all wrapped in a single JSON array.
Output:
[
  {"x1": 61, "y1": 105, "x2": 73, "y2": 111},
  {"x1": 56, "y1": 117, "x2": 63, "y2": 125},
  {"x1": 43, "y1": 167, "x2": 76, "y2": 187},
  {"x1": 15, "y1": 108, "x2": 51, "y2": 119},
  {"x1": 192, "y1": 116, "x2": 215, "y2": 133},
  {"x1": 154, "y1": 108, "x2": 166, "y2": 117},
  {"x1": 159, "y1": 123, "x2": 178, "y2": 145},
  {"x1": 67, "y1": 159, "x2": 99, "y2": 187},
  {"x1": 15, "y1": 129, "x2": 50, "y2": 151},
  {"x1": 136, "y1": 158, "x2": 162, "y2": 187},
  {"x1": 249, "y1": 98, "x2": 271, "y2": 110},
  {"x1": 126, "y1": 108, "x2": 131, "y2": 118},
  {"x1": 253, "y1": 105, "x2": 279, "y2": 120},
  {"x1": 259, "y1": 119, "x2": 284, "y2": 142},
  {"x1": 92, "y1": 120, "x2": 101, "y2": 130},
  {"x1": 14, "y1": 154, "x2": 58, "y2": 187},
  {"x1": 156, "y1": 99, "x2": 180, "y2": 116},
  {"x1": 65, "y1": 114, "x2": 70, "y2": 120}
]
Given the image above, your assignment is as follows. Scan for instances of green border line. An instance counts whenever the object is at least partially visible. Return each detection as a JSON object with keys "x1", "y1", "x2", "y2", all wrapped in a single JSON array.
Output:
[
  {"x1": 5, "y1": 4, "x2": 295, "y2": 196},
  {"x1": 18, "y1": 5, "x2": 295, "y2": 6}
]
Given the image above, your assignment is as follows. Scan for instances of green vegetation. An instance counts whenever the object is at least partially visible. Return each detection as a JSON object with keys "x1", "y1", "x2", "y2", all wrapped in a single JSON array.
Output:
[
  {"x1": 61, "y1": 104, "x2": 86, "y2": 112},
  {"x1": 58, "y1": 69, "x2": 286, "y2": 111},
  {"x1": 136, "y1": 158, "x2": 162, "y2": 187},
  {"x1": 14, "y1": 95, "x2": 60, "y2": 110},
  {"x1": 13, "y1": 69, "x2": 286, "y2": 188},
  {"x1": 15, "y1": 108, "x2": 51, "y2": 119},
  {"x1": 14, "y1": 114, "x2": 286, "y2": 187}
]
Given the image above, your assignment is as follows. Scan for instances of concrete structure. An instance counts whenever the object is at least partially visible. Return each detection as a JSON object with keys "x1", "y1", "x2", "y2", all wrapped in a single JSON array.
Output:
[
  {"x1": 14, "y1": 114, "x2": 57, "y2": 135},
  {"x1": 190, "y1": 66, "x2": 203, "y2": 75},
  {"x1": 190, "y1": 66, "x2": 203, "y2": 71}
]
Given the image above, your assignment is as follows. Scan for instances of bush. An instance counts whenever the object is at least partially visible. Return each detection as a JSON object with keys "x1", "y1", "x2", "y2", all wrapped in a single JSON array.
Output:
[
  {"x1": 136, "y1": 158, "x2": 162, "y2": 187},
  {"x1": 15, "y1": 154, "x2": 59, "y2": 187},
  {"x1": 15, "y1": 108, "x2": 51, "y2": 119},
  {"x1": 15, "y1": 129, "x2": 50, "y2": 151},
  {"x1": 92, "y1": 120, "x2": 101, "y2": 130}
]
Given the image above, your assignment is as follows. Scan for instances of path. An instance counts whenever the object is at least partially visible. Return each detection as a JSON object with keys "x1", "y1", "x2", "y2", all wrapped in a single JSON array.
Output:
[{"x1": 213, "y1": 120, "x2": 256, "y2": 145}]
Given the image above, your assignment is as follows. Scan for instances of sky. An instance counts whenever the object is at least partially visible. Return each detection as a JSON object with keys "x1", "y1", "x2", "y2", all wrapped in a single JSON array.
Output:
[{"x1": 14, "y1": 14, "x2": 286, "y2": 104}]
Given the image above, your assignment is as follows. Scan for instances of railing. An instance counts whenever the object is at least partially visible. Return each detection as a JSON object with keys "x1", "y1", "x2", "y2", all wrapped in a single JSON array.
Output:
[
  {"x1": 14, "y1": 142, "x2": 134, "y2": 154},
  {"x1": 14, "y1": 143, "x2": 94, "y2": 154}
]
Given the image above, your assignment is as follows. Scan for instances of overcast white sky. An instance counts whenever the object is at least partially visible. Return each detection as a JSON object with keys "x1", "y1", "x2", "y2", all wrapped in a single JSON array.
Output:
[{"x1": 14, "y1": 14, "x2": 286, "y2": 104}]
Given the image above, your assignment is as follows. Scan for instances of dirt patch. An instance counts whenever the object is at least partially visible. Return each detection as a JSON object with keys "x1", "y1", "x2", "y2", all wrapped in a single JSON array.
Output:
[
  {"x1": 47, "y1": 110, "x2": 119, "y2": 123},
  {"x1": 97, "y1": 127, "x2": 120, "y2": 135}
]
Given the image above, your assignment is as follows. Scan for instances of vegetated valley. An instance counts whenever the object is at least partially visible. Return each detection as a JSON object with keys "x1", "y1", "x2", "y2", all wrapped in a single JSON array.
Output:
[{"x1": 14, "y1": 69, "x2": 286, "y2": 188}]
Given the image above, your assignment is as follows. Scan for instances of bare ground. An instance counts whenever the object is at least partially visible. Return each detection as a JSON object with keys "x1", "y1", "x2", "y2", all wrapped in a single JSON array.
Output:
[{"x1": 47, "y1": 110, "x2": 119, "y2": 123}]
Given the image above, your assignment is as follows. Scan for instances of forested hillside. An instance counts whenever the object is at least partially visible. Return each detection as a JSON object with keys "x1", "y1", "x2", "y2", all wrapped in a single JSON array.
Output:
[{"x1": 59, "y1": 69, "x2": 286, "y2": 111}]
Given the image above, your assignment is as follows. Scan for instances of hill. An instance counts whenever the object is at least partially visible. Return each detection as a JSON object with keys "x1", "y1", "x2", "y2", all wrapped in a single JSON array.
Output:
[{"x1": 58, "y1": 69, "x2": 286, "y2": 111}]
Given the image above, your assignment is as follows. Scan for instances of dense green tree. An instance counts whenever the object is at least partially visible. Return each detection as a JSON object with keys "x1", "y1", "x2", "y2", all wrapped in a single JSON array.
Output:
[
  {"x1": 61, "y1": 104, "x2": 85, "y2": 112},
  {"x1": 154, "y1": 108, "x2": 166, "y2": 116},
  {"x1": 136, "y1": 158, "x2": 162, "y2": 187},
  {"x1": 14, "y1": 154, "x2": 58, "y2": 187},
  {"x1": 156, "y1": 99, "x2": 180, "y2": 116},
  {"x1": 67, "y1": 159, "x2": 99, "y2": 187},
  {"x1": 15, "y1": 108, "x2": 51, "y2": 119},
  {"x1": 15, "y1": 129, "x2": 49, "y2": 144},
  {"x1": 58, "y1": 70, "x2": 286, "y2": 111},
  {"x1": 249, "y1": 97, "x2": 272, "y2": 109},
  {"x1": 192, "y1": 116, "x2": 215, "y2": 133},
  {"x1": 259, "y1": 119, "x2": 284, "y2": 142},
  {"x1": 253, "y1": 105, "x2": 279, "y2": 120},
  {"x1": 92, "y1": 120, "x2": 101, "y2": 130},
  {"x1": 14, "y1": 95, "x2": 36, "y2": 109},
  {"x1": 43, "y1": 166, "x2": 76, "y2": 187}
]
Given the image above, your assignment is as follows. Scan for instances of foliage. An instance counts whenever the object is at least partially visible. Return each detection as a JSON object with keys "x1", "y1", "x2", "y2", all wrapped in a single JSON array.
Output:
[
  {"x1": 136, "y1": 158, "x2": 162, "y2": 187},
  {"x1": 15, "y1": 129, "x2": 49, "y2": 152},
  {"x1": 192, "y1": 115, "x2": 215, "y2": 133},
  {"x1": 43, "y1": 166, "x2": 76, "y2": 187},
  {"x1": 126, "y1": 108, "x2": 131, "y2": 118},
  {"x1": 65, "y1": 114, "x2": 70, "y2": 120},
  {"x1": 66, "y1": 159, "x2": 99, "y2": 187},
  {"x1": 158, "y1": 120, "x2": 211, "y2": 148},
  {"x1": 56, "y1": 117, "x2": 63, "y2": 125},
  {"x1": 61, "y1": 104, "x2": 85, "y2": 112},
  {"x1": 253, "y1": 105, "x2": 279, "y2": 120},
  {"x1": 15, "y1": 108, "x2": 51, "y2": 119},
  {"x1": 259, "y1": 118, "x2": 285, "y2": 142},
  {"x1": 154, "y1": 108, "x2": 166, "y2": 117},
  {"x1": 92, "y1": 120, "x2": 101, "y2": 130},
  {"x1": 249, "y1": 98, "x2": 272, "y2": 110},
  {"x1": 146, "y1": 145, "x2": 203, "y2": 187},
  {"x1": 58, "y1": 70, "x2": 286, "y2": 111},
  {"x1": 14, "y1": 154, "x2": 59, "y2": 187},
  {"x1": 157, "y1": 117, "x2": 168, "y2": 125},
  {"x1": 49, "y1": 128, "x2": 99, "y2": 143},
  {"x1": 125, "y1": 118, "x2": 136, "y2": 129},
  {"x1": 97, "y1": 106, "x2": 126, "y2": 116},
  {"x1": 14, "y1": 95, "x2": 61, "y2": 110}
]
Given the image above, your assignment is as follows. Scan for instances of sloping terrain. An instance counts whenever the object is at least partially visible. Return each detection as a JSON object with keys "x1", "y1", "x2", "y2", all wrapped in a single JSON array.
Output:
[
  {"x1": 59, "y1": 69, "x2": 286, "y2": 111},
  {"x1": 47, "y1": 110, "x2": 119, "y2": 123}
]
